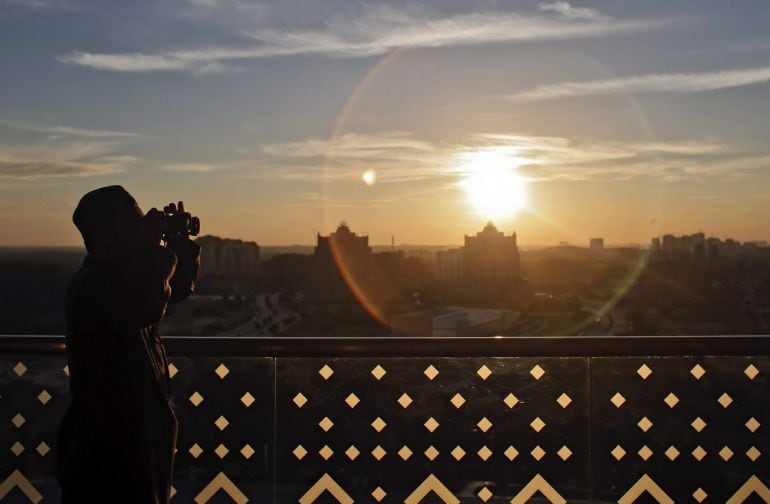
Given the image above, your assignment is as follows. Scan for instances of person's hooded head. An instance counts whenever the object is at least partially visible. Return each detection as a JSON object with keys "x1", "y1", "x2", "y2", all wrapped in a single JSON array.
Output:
[{"x1": 73, "y1": 185, "x2": 144, "y2": 254}]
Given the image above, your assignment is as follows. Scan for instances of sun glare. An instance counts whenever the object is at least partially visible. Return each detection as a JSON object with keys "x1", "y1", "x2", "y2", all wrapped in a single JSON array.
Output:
[{"x1": 458, "y1": 150, "x2": 528, "y2": 219}]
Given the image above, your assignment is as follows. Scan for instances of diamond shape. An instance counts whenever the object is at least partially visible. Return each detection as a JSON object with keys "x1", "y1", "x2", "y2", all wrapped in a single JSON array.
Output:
[
  {"x1": 319, "y1": 445, "x2": 334, "y2": 460},
  {"x1": 215, "y1": 363, "x2": 229, "y2": 379},
  {"x1": 504, "y1": 446, "x2": 519, "y2": 461},
  {"x1": 557, "y1": 393, "x2": 572, "y2": 408},
  {"x1": 478, "y1": 417, "x2": 492, "y2": 433},
  {"x1": 345, "y1": 393, "x2": 360, "y2": 408},
  {"x1": 63, "y1": 365, "x2": 70, "y2": 376},
  {"x1": 638, "y1": 445, "x2": 653, "y2": 461},
  {"x1": 293, "y1": 445, "x2": 307, "y2": 460},
  {"x1": 504, "y1": 393, "x2": 519, "y2": 408},
  {"x1": 690, "y1": 364, "x2": 706, "y2": 379},
  {"x1": 36, "y1": 442, "x2": 49, "y2": 456},
  {"x1": 637, "y1": 363, "x2": 652, "y2": 379},
  {"x1": 214, "y1": 415, "x2": 229, "y2": 431},
  {"x1": 10, "y1": 442, "x2": 24, "y2": 456},
  {"x1": 611, "y1": 445, "x2": 626, "y2": 460},
  {"x1": 693, "y1": 488, "x2": 708, "y2": 503},
  {"x1": 37, "y1": 390, "x2": 51, "y2": 405},
  {"x1": 450, "y1": 393, "x2": 465, "y2": 409},
  {"x1": 398, "y1": 445, "x2": 413, "y2": 460},
  {"x1": 11, "y1": 413, "x2": 25, "y2": 428},
  {"x1": 371, "y1": 364, "x2": 386, "y2": 380},
  {"x1": 13, "y1": 362, "x2": 27, "y2": 377},
  {"x1": 638, "y1": 416, "x2": 653, "y2": 432},
  {"x1": 424, "y1": 445, "x2": 439, "y2": 461},
  {"x1": 372, "y1": 445, "x2": 387, "y2": 460},
  {"x1": 238, "y1": 392, "x2": 254, "y2": 407},
  {"x1": 292, "y1": 392, "x2": 307, "y2": 408},
  {"x1": 478, "y1": 487, "x2": 493, "y2": 503},
  {"x1": 530, "y1": 364, "x2": 545, "y2": 380},
  {"x1": 424, "y1": 417, "x2": 439, "y2": 432},
  {"x1": 530, "y1": 417, "x2": 545, "y2": 432},
  {"x1": 665, "y1": 446, "x2": 680, "y2": 461},
  {"x1": 189, "y1": 391, "x2": 204, "y2": 407},
  {"x1": 372, "y1": 487, "x2": 387, "y2": 502},
  {"x1": 664, "y1": 393, "x2": 679, "y2": 408},
  {"x1": 746, "y1": 417, "x2": 760, "y2": 432},
  {"x1": 345, "y1": 445, "x2": 360, "y2": 460},
  {"x1": 745, "y1": 364, "x2": 759, "y2": 380},
  {"x1": 424, "y1": 365, "x2": 439, "y2": 380},
  {"x1": 718, "y1": 392, "x2": 733, "y2": 408},
  {"x1": 397, "y1": 393, "x2": 412, "y2": 408},
  {"x1": 611, "y1": 392, "x2": 626, "y2": 408},
  {"x1": 371, "y1": 417, "x2": 387, "y2": 432},
  {"x1": 692, "y1": 446, "x2": 707, "y2": 461},
  {"x1": 691, "y1": 417, "x2": 706, "y2": 432},
  {"x1": 241, "y1": 444, "x2": 255, "y2": 459},
  {"x1": 557, "y1": 446, "x2": 572, "y2": 461},
  {"x1": 531, "y1": 446, "x2": 546, "y2": 461},
  {"x1": 719, "y1": 446, "x2": 734, "y2": 461},
  {"x1": 318, "y1": 364, "x2": 334, "y2": 380},
  {"x1": 215, "y1": 444, "x2": 229, "y2": 459},
  {"x1": 477, "y1": 365, "x2": 492, "y2": 380},
  {"x1": 319, "y1": 417, "x2": 334, "y2": 432},
  {"x1": 477, "y1": 445, "x2": 492, "y2": 461},
  {"x1": 451, "y1": 446, "x2": 466, "y2": 461},
  {"x1": 189, "y1": 443, "x2": 203, "y2": 458},
  {"x1": 747, "y1": 446, "x2": 761, "y2": 461}
]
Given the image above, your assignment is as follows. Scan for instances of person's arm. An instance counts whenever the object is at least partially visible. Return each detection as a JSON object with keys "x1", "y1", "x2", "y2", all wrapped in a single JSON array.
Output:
[{"x1": 167, "y1": 238, "x2": 200, "y2": 305}]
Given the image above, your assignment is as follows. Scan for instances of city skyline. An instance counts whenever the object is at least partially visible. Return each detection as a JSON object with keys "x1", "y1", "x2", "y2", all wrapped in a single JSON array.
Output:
[{"x1": 2, "y1": 1, "x2": 770, "y2": 246}]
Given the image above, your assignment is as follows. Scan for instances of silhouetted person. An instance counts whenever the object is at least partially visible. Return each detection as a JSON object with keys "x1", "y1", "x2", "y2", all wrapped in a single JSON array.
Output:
[{"x1": 57, "y1": 186, "x2": 200, "y2": 503}]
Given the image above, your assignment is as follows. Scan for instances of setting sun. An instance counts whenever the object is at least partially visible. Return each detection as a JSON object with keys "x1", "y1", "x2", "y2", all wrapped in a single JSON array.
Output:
[{"x1": 458, "y1": 150, "x2": 528, "y2": 219}]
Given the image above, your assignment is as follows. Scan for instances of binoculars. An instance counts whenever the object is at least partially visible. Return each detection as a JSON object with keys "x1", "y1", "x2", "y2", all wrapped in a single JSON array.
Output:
[{"x1": 162, "y1": 204, "x2": 200, "y2": 241}]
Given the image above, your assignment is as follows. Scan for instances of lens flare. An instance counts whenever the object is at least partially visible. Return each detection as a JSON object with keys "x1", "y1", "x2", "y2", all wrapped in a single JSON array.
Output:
[
  {"x1": 362, "y1": 169, "x2": 377, "y2": 186},
  {"x1": 458, "y1": 149, "x2": 528, "y2": 219}
]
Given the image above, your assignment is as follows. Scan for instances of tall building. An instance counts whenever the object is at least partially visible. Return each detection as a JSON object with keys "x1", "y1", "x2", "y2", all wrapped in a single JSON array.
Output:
[
  {"x1": 461, "y1": 222, "x2": 521, "y2": 283},
  {"x1": 590, "y1": 238, "x2": 605, "y2": 253},
  {"x1": 196, "y1": 235, "x2": 260, "y2": 276},
  {"x1": 436, "y1": 248, "x2": 462, "y2": 280}
]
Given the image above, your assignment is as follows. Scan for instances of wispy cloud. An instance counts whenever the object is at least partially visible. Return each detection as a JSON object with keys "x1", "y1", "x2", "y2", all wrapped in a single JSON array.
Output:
[
  {"x1": 512, "y1": 65, "x2": 770, "y2": 101},
  {"x1": 0, "y1": 140, "x2": 134, "y2": 180},
  {"x1": 59, "y1": 6, "x2": 663, "y2": 72},
  {"x1": 1, "y1": 121, "x2": 139, "y2": 139},
  {"x1": 161, "y1": 163, "x2": 219, "y2": 173}
]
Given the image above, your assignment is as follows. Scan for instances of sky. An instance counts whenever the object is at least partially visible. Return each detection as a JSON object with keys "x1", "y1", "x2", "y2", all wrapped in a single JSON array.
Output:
[{"x1": 1, "y1": 0, "x2": 769, "y2": 246}]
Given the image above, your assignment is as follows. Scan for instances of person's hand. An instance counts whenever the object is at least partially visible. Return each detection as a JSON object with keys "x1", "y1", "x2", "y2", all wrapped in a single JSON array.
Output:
[{"x1": 141, "y1": 208, "x2": 165, "y2": 248}]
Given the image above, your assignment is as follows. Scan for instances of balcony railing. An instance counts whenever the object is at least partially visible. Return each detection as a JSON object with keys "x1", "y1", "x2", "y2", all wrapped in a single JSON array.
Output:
[{"x1": 1, "y1": 335, "x2": 769, "y2": 503}]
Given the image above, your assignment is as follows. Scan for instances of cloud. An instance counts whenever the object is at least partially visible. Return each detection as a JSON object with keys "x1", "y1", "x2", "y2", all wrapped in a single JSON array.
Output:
[
  {"x1": 59, "y1": 7, "x2": 663, "y2": 72},
  {"x1": 537, "y1": 2, "x2": 602, "y2": 20},
  {"x1": 1, "y1": 121, "x2": 139, "y2": 139},
  {"x1": 0, "y1": 160, "x2": 120, "y2": 179},
  {"x1": 161, "y1": 163, "x2": 219, "y2": 172},
  {"x1": 512, "y1": 65, "x2": 770, "y2": 101},
  {"x1": 0, "y1": 140, "x2": 134, "y2": 180}
]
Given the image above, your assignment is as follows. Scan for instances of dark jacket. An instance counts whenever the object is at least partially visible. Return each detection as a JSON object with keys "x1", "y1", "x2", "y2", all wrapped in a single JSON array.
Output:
[{"x1": 57, "y1": 242, "x2": 199, "y2": 503}]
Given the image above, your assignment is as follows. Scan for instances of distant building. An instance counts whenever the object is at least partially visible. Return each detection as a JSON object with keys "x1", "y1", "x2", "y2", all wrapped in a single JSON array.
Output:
[
  {"x1": 462, "y1": 222, "x2": 521, "y2": 283},
  {"x1": 436, "y1": 248, "x2": 462, "y2": 280},
  {"x1": 589, "y1": 238, "x2": 604, "y2": 253},
  {"x1": 196, "y1": 235, "x2": 260, "y2": 276},
  {"x1": 391, "y1": 307, "x2": 519, "y2": 337}
]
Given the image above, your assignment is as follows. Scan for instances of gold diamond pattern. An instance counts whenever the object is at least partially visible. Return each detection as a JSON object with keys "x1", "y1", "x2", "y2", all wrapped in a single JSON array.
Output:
[
  {"x1": 477, "y1": 445, "x2": 492, "y2": 461},
  {"x1": 372, "y1": 445, "x2": 386, "y2": 460},
  {"x1": 318, "y1": 364, "x2": 334, "y2": 380},
  {"x1": 11, "y1": 413, "x2": 25, "y2": 428},
  {"x1": 424, "y1": 445, "x2": 439, "y2": 461},
  {"x1": 719, "y1": 446, "x2": 734, "y2": 461},
  {"x1": 450, "y1": 393, "x2": 465, "y2": 409},
  {"x1": 345, "y1": 393, "x2": 360, "y2": 408},
  {"x1": 692, "y1": 446, "x2": 707, "y2": 461},
  {"x1": 690, "y1": 364, "x2": 706, "y2": 379},
  {"x1": 637, "y1": 363, "x2": 652, "y2": 379},
  {"x1": 63, "y1": 365, "x2": 70, "y2": 376},
  {"x1": 372, "y1": 487, "x2": 387, "y2": 502},
  {"x1": 319, "y1": 445, "x2": 334, "y2": 460},
  {"x1": 371, "y1": 417, "x2": 387, "y2": 432},
  {"x1": 745, "y1": 364, "x2": 759, "y2": 380},
  {"x1": 693, "y1": 488, "x2": 708, "y2": 503},
  {"x1": 531, "y1": 446, "x2": 546, "y2": 461},
  {"x1": 10, "y1": 442, "x2": 24, "y2": 456},
  {"x1": 557, "y1": 393, "x2": 572, "y2": 408},
  {"x1": 746, "y1": 417, "x2": 760, "y2": 433},
  {"x1": 215, "y1": 363, "x2": 229, "y2": 379},
  {"x1": 691, "y1": 417, "x2": 706, "y2": 432},
  {"x1": 345, "y1": 445, "x2": 360, "y2": 460},
  {"x1": 611, "y1": 445, "x2": 626, "y2": 461},
  {"x1": 214, "y1": 415, "x2": 229, "y2": 431},
  {"x1": 611, "y1": 392, "x2": 626, "y2": 408},
  {"x1": 424, "y1": 417, "x2": 439, "y2": 433},
  {"x1": 293, "y1": 445, "x2": 307, "y2": 460},
  {"x1": 638, "y1": 445, "x2": 653, "y2": 461},
  {"x1": 214, "y1": 444, "x2": 229, "y2": 459},
  {"x1": 638, "y1": 416, "x2": 653, "y2": 432},
  {"x1": 504, "y1": 393, "x2": 519, "y2": 408},
  {"x1": 747, "y1": 446, "x2": 761, "y2": 461},
  {"x1": 478, "y1": 487, "x2": 493, "y2": 503},
  {"x1": 664, "y1": 392, "x2": 679, "y2": 408},
  {"x1": 477, "y1": 365, "x2": 492, "y2": 380},
  {"x1": 13, "y1": 362, "x2": 27, "y2": 377},
  {"x1": 189, "y1": 443, "x2": 203, "y2": 458},
  {"x1": 718, "y1": 392, "x2": 733, "y2": 408},
  {"x1": 477, "y1": 417, "x2": 492, "y2": 432},
  {"x1": 530, "y1": 364, "x2": 545, "y2": 380},
  {"x1": 504, "y1": 446, "x2": 519, "y2": 461},
  {"x1": 397, "y1": 393, "x2": 412, "y2": 408},
  {"x1": 241, "y1": 392, "x2": 255, "y2": 407},
  {"x1": 398, "y1": 445, "x2": 413, "y2": 460},
  {"x1": 36, "y1": 442, "x2": 50, "y2": 456},
  {"x1": 424, "y1": 365, "x2": 439, "y2": 380},
  {"x1": 665, "y1": 446, "x2": 680, "y2": 461},
  {"x1": 557, "y1": 446, "x2": 572, "y2": 461},
  {"x1": 318, "y1": 417, "x2": 334, "y2": 432},
  {"x1": 451, "y1": 446, "x2": 466, "y2": 461},
  {"x1": 371, "y1": 364, "x2": 386, "y2": 380},
  {"x1": 530, "y1": 417, "x2": 545, "y2": 432},
  {"x1": 37, "y1": 390, "x2": 51, "y2": 405},
  {"x1": 241, "y1": 444, "x2": 255, "y2": 459},
  {"x1": 293, "y1": 392, "x2": 307, "y2": 408},
  {"x1": 189, "y1": 391, "x2": 204, "y2": 407}
]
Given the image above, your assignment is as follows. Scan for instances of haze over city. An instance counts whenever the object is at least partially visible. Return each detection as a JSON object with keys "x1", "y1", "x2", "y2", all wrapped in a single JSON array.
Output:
[{"x1": 2, "y1": 0, "x2": 770, "y2": 246}]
